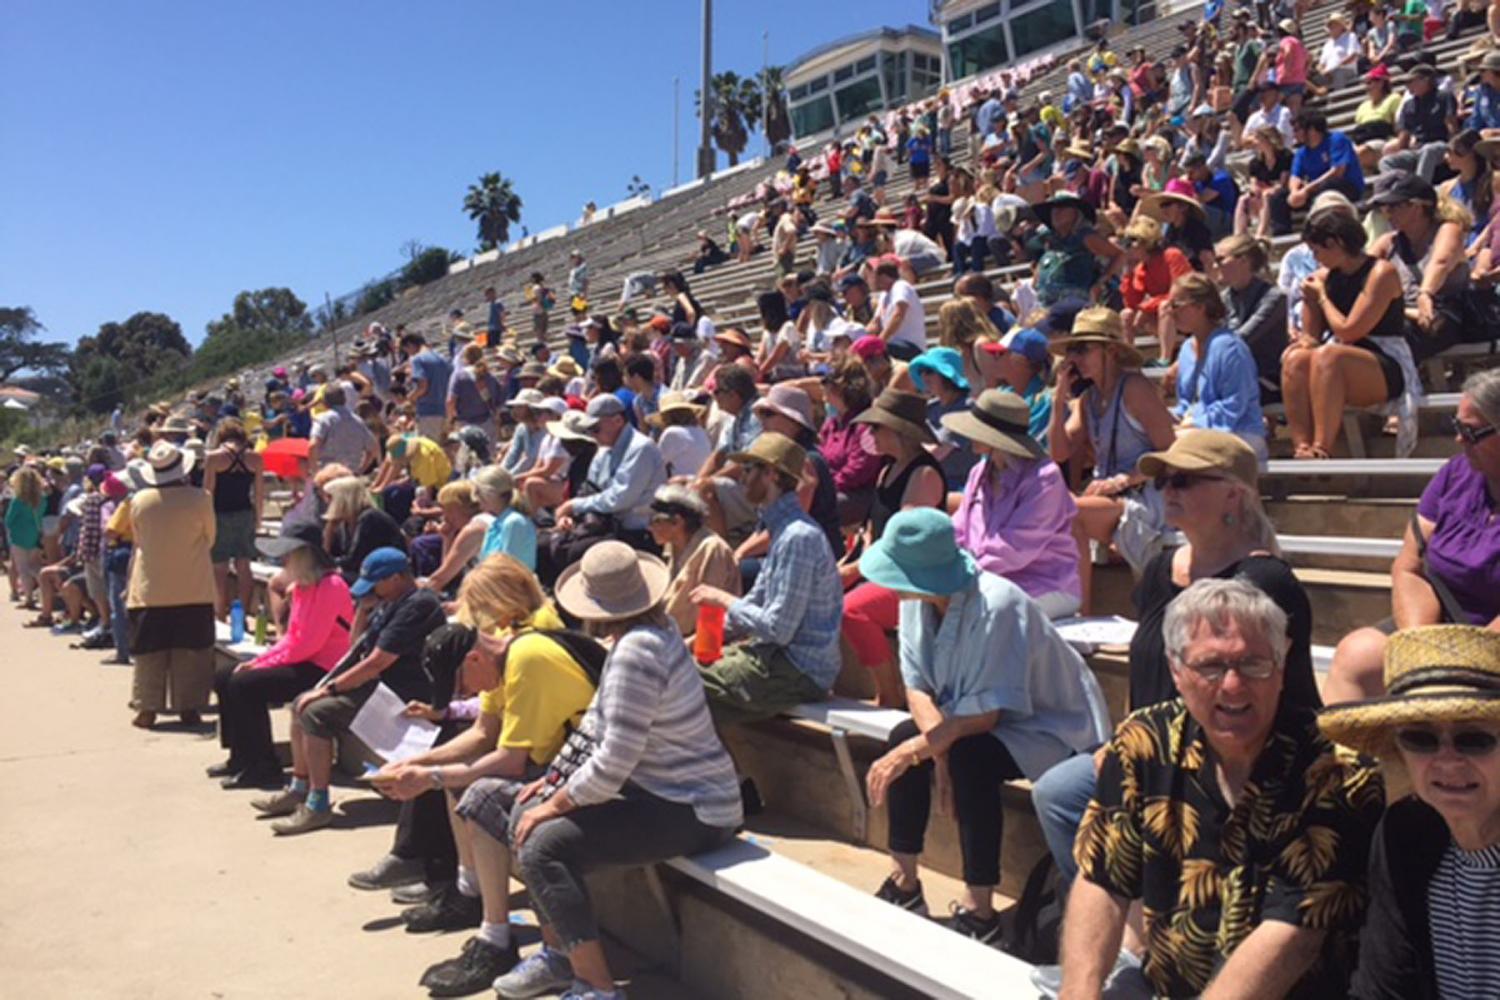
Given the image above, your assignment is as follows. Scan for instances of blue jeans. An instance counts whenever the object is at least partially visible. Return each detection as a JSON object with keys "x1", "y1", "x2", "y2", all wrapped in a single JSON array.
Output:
[
  {"x1": 106, "y1": 547, "x2": 131, "y2": 660},
  {"x1": 954, "y1": 239, "x2": 988, "y2": 276},
  {"x1": 1030, "y1": 752, "x2": 1097, "y2": 885}
]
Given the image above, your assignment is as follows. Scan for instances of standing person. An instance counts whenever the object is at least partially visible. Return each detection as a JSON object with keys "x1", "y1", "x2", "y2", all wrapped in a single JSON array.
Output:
[
  {"x1": 308, "y1": 385, "x2": 379, "y2": 476},
  {"x1": 447, "y1": 344, "x2": 503, "y2": 446},
  {"x1": 567, "y1": 250, "x2": 589, "y2": 303},
  {"x1": 202, "y1": 417, "x2": 265, "y2": 620},
  {"x1": 483, "y1": 286, "x2": 508, "y2": 343},
  {"x1": 6, "y1": 465, "x2": 44, "y2": 608},
  {"x1": 125, "y1": 441, "x2": 217, "y2": 730},
  {"x1": 402, "y1": 332, "x2": 454, "y2": 444},
  {"x1": 526, "y1": 272, "x2": 554, "y2": 340}
]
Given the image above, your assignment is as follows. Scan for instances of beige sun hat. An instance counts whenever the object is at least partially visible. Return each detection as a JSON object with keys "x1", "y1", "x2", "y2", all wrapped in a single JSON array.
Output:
[
  {"x1": 554, "y1": 541, "x2": 670, "y2": 622},
  {"x1": 134, "y1": 440, "x2": 195, "y2": 486},
  {"x1": 1047, "y1": 307, "x2": 1144, "y2": 369},
  {"x1": 647, "y1": 390, "x2": 707, "y2": 428},
  {"x1": 940, "y1": 389, "x2": 1044, "y2": 460},
  {"x1": 546, "y1": 409, "x2": 595, "y2": 443}
]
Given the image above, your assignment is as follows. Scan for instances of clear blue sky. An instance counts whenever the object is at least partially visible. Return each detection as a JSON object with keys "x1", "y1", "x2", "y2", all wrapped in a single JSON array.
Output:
[{"x1": 1, "y1": 0, "x2": 927, "y2": 351}]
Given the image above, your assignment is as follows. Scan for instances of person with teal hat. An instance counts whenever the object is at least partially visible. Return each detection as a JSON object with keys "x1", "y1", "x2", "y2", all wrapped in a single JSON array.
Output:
[
  {"x1": 910, "y1": 346, "x2": 978, "y2": 487},
  {"x1": 861, "y1": 508, "x2": 1111, "y2": 945}
]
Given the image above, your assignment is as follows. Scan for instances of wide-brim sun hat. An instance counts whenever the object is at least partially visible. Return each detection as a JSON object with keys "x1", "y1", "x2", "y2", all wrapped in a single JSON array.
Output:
[
  {"x1": 853, "y1": 388, "x2": 937, "y2": 444},
  {"x1": 547, "y1": 410, "x2": 596, "y2": 442},
  {"x1": 941, "y1": 389, "x2": 1044, "y2": 461},
  {"x1": 859, "y1": 507, "x2": 979, "y2": 597},
  {"x1": 1318, "y1": 626, "x2": 1500, "y2": 756},
  {"x1": 135, "y1": 440, "x2": 195, "y2": 486},
  {"x1": 554, "y1": 541, "x2": 670, "y2": 622},
  {"x1": 1034, "y1": 193, "x2": 1097, "y2": 229},
  {"x1": 909, "y1": 347, "x2": 971, "y2": 394},
  {"x1": 648, "y1": 390, "x2": 707, "y2": 428},
  {"x1": 1047, "y1": 306, "x2": 1143, "y2": 368},
  {"x1": 728, "y1": 431, "x2": 808, "y2": 480},
  {"x1": 1136, "y1": 428, "x2": 1259, "y2": 489},
  {"x1": 1141, "y1": 189, "x2": 1207, "y2": 223},
  {"x1": 256, "y1": 521, "x2": 335, "y2": 569}
]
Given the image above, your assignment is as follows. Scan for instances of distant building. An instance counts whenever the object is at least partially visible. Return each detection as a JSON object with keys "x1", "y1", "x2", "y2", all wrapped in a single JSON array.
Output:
[
  {"x1": 936, "y1": 0, "x2": 1163, "y2": 82},
  {"x1": 784, "y1": 26, "x2": 944, "y2": 141}
]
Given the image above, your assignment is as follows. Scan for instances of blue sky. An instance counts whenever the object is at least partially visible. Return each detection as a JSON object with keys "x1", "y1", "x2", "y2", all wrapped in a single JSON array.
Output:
[{"x1": 1, "y1": 0, "x2": 928, "y2": 351}]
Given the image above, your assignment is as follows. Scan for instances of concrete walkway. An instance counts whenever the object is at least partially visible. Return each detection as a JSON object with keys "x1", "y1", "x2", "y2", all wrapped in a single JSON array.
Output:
[{"x1": 0, "y1": 607, "x2": 691, "y2": 999}]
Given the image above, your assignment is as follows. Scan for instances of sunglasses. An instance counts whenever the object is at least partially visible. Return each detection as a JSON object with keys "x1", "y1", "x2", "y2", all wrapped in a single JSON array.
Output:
[
  {"x1": 1064, "y1": 343, "x2": 1095, "y2": 357},
  {"x1": 1447, "y1": 416, "x2": 1500, "y2": 446},
  {"x1": 1177, "y1": 657, "x2": 1278, "y2": 684},
  {"x1": 1154, "y1": 471, "x2": 1224, "y2": 491},
  {"x1": 1395, "y1": 727, "x2": 1500, "y2": 757}
]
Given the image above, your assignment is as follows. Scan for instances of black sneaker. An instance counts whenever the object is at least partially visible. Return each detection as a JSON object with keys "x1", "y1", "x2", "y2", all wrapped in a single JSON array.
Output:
[
  {"x1": 403, "y1": 884, "x2": 483, "y2": 933},
  {"x1": 422, "y1": 936, "x2": 520, "y2": 997},
  {"x1": 205, "y1": 759, "x2": 240, "y2": 779},
  {"x1": 943, "y1": 904, "x2": 1002, "y2": 946},
  {"x1": 874, "y1": 875, "x2": 928, "y2": 916},
  {"x1": 392, "y1": 881, "x2": 439, "y2": 906}
]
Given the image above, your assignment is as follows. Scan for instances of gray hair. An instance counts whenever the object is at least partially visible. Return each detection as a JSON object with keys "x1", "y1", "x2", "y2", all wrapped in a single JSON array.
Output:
[
  {"x1": 1463, "y1": 368, "x2": 1500, "y2": 429},
  {"x1": 471, "y1": 465, "x2": 515, "y2": 507},
  {"x1": 1162, "y1": 577, "x2": 1289, "y2": 672}
]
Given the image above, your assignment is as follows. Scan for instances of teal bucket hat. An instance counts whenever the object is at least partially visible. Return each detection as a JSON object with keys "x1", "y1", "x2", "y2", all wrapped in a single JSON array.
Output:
[
  {"x1": 908, "y1": 346, "x2": 970, "y2": 394},
  {"x1": 859, "y1": 508, "x2": 978, "y2": 597}
]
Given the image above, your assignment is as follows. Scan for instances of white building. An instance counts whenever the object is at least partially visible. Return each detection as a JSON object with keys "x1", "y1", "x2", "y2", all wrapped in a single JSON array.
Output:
[
  {"x1": 784, "y1": 26, "x2": 944, "y2": 142},
  {"x1": 937, "y1": 0, "x2": 1162, "y2": 82}
]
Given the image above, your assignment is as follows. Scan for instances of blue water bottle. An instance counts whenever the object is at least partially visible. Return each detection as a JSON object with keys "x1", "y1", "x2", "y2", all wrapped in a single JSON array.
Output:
[{"x1": 230, "y1": 600, "x2": 245, "y2": 643}]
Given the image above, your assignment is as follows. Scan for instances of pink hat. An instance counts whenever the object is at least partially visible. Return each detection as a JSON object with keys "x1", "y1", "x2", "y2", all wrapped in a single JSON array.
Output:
[
  {"x1": 291, "y1": 388, "x2": 306, "y2": 402},
  {"x1": 274, "y1": 366, "x2": 288, "y2": 378},
  {"x1": 852, "y1": 335, "x2": 888, "y2": 361},
  {"x1": 101, "y1": 472, "x2": 129, "y2": 500},
  {"x1": 1163, "y1": 177, "x2": 1196, "y2": 198}
]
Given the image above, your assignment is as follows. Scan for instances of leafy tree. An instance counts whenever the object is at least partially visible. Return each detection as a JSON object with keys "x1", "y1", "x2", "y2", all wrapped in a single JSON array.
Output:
[
  {"x1": 70, "y1": 356, "x2": 128, "y2": 415},
  {"x1": 463, "y1": 173, "x2": 523, "y2": 251},
  {"x1": 69, "y1": 311, "x2": 190, "y2": 414},
  {"x1": 356, "y1": 279, "x2": 397, "y2": 315},
  {"x1": 203, "y1": 287, "x2": 313, "y2": 344},
  {"x1": 400, "y1": 246, "x2": 460, "y2": 288},
  {"x1": 0, "y1": 307, "x2": 70, "y2": 383},
  {"x1": 758, "y1": 65, "x2": 791, "y2": 153},
  {"x1": 696, "y1": 72, "x2": 763, "y2": 167}
]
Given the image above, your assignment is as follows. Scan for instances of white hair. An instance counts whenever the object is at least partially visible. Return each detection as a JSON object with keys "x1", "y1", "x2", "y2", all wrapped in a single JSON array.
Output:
[{"x1": 1162, "y1": 577, "x2": 1289, "y2": 672}]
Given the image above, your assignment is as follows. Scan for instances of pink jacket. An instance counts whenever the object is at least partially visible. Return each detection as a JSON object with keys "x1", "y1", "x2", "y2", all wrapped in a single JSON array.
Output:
[{"x1": 251, "y1": 573, "x2": 354, "y2": 672}]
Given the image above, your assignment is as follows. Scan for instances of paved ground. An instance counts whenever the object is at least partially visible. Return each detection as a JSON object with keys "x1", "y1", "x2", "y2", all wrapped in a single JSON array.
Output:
[{"x1": 0, "y1": 608, "x2": 691, "y2": 1000}]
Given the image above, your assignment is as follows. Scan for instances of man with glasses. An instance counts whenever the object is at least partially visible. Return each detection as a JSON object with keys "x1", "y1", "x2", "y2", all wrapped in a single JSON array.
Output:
[
  {"x1": 691, "y1": 365, "x2": 762, "y2": 543},
  {"x1": 1057, "y1": 578, "x2": 1383, "y2": 1000}
]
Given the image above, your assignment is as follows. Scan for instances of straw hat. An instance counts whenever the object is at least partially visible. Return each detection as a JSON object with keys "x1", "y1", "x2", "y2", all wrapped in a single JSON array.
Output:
[
  {"x1": 1047, "y1": 307, "x2": 1143, "y2": 368},
  {"x1": 869, "y1": 209, "x2": 902, "y2": 227},
  {"x1": 1062, "y1": 141, "x2": 1095, "y2": 162},
  {"x1": 510, "y1": 388, "x2": 546, "y2": 409},
  {"x1": 546, "y1": 409, "x2": 596, "y2": 443},
  {"x1": 648, "y1": 390, "x2": 707, "y2": 428},
  {"x1": 853, "y1": 388, "x2": 937, "y2": 444},
  {"x1": 134, "y1": 440, "x2": 195, "y2": 486},
  {"x1": 1135, "y1": 429, "x2": 1259, "y2": 489},
  {"x1": 713, "y1": 329, "x2": 753, "y2": 353},
  {"x1": 1318, "y1": 626, "x2": 1500, "y2": 756},
  {"x1": 940, "y1": 389, "x2": 1044, "y2": 460},
  {"x1": 548, "y1": 357, "x2": 582, "y2": 379},
  {"x1": 1111, "y1": 138, "x2": 1142, "y2": 161},
  {"x1": 728, "y1": 431, "x2": 807, "y2": 480},
  {"x1": 1141, "y1": 185, "x2": 1207, "y2": 223},
  {"x1": 554, "y1": 541, "x2": 670, "y2": 622}
]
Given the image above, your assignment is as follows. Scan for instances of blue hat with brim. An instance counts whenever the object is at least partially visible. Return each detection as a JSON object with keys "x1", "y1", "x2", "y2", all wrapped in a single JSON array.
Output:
[
  {"x1": 858, "y1": 508, "x2": 978, "y2": 598},
  {"x1": 351, "y1": 546, "x2": 411, "y2": 598},
  {"x1": 909, "y1": 347, "x2": 970, "y2": 394}
]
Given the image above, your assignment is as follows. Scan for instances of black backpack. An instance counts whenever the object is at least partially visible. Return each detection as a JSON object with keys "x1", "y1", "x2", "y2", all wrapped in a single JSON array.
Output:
[{"x1": 1000, "y1": 855, "x2": 1065, "y2": 965}]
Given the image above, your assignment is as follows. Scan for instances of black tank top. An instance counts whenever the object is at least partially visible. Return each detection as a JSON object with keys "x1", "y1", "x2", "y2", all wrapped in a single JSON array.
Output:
[
  {"x1": 1324, "y1": 256, "x2": 1407, "y2": 341},
  {"x1": 213, "y1": 448, "x2": 255, "y2": 514},
  {"x1": 869, "y1": 451, "x2": 945, "y2": 540}
]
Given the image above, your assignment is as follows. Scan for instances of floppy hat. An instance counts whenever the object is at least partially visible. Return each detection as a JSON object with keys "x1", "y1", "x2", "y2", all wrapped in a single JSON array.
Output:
[
  {"x1": 1141, "y1": 183, "x2": 1207, "y2": 223},
  {"x1": 728, "y1": 431, "x2": 807, "y2": 480},
  {"x1": 547, "y1": 356, "x2": 582, "y2": 379},
  {"x1": 1319, "y1": 626, "x2": 1500, "y2": 756},
  {"x1": 1062, "y1": 141, "x2": 1095, "y2": 161},
  {"x1": 256, "y1": 521, "x2": 335, "y2": 569},
  {"x1": 350, "y1": 547, "x2": 411, "y2": 599},
  {"x1": 908, "y1": 347, "x2": 971, "y2": 394},
  {"x1": 518, "y1": 361, "x2": 548, "y2": 380},
  {"x1": 1482, "y1": 50, "x2": 1500, "y2": 74},
  {"x1": 858, "y1": 508, "x2": 978, "y2": 597},
  {"x1": 941, "y1": 389, "x2": 1044, "y2": 460},
  {"x1": 648, "y1": 390, "x2": 707, "y2": 428},
  {"x1": 869, "y1": 209, "x2": 902, "y2": 227},
  {"x1": 493, "y1": 345, "x2": 525, "y2": 367},
  {"x1": 510, "y1": 388, "x2": 546, "y2": 409},
  {"x1": 713, "y1": 329, "x2": 753, "y2": 353},
  {"x1": 135, "y1": 440, "x2": 195, "y2": 486},
  {"x1": 1047, "y1": 307, "x2": 1143, "y2": 368},
  {"x1": 752, "y1": 384, "x2": 816, "y2": 432},
  {"x1": 533, "y1": 396, "x2": 568, "y2": 418},
  {"x1": 1136, "y1": 429, "x2": 1259, "y2": 489},
  {"x1": 554, "y1": 541, "x2": 669, "y2": 622},
  {"x1": 1277, "y1": 17, "x2": 1298, "y2": 33},
  {"x1": 547, "y1": 409, "x2": 596, "y2": 442},
  {"x1": 1034, "y1": 193, "x2": 1097, "y2": 228},
  {"x1": 853, "y1": 388, "x2": 937, "y2": 444}
]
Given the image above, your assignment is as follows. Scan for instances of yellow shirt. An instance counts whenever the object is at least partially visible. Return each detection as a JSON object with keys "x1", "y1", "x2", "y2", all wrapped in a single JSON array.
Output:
[
  {"x1": 106, "y1": 500, "x2": 134, "y2": 543},
  {"x1": 403, "y1": 436, "x2": 452, "y2": 491},
  {"x1": 477, "y1": 605, "x2": 596, "y2": 765}
]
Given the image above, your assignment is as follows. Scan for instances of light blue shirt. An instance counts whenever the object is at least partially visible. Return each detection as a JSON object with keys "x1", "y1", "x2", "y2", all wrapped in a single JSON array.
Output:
[
  {"x1": 716, "y1": 406, "x2": 762, "y2": 455},
  {"x1": 726, "y1": 492, "x2": 843, "y2": 690},
  {"x1": 898, "y1": 572, "x2": 1111, "y2": 779},
  {"x1": 502, "y1": 423, "x2": 541, "y2": 475},
  {"x1": 571, "y1": 424, "x2": 666, "y2": 532},
  {"x1": 1173, "y1": 328, "x2": 1265, "y2": 442},
  {"x1": 479, "y1": 506, "x2": 537, "y2": 571}
]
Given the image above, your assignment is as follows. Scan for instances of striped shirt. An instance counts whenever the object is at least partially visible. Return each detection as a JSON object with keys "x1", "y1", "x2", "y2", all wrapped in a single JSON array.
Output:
[
  {"x1": 1429, "y1": 840, "x2": 1500, "y2": 1000},
  {"x1": 563, "y1": 623, "x2": 743, "y2": 830}
]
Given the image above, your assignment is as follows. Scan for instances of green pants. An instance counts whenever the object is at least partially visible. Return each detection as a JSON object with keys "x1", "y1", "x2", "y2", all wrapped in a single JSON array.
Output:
[{"x1": 699, "y1": 643, "x2": 826, "y2": 726}]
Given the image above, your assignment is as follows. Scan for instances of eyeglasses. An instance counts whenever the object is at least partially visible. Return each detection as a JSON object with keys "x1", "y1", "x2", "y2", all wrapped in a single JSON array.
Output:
[
  {"x1": 1447, "y1": 416, "x2": 1500, "y2": 447},
  {"x1": 1395, "y1": 727, "x2": 1500, "y2": 757},
  {"x1": 1176, "y1": 657, "x2": 1278, "y2": 684},
  {"x1": 1154, "y1": 471, "x2": 1224, "y2": 491}
]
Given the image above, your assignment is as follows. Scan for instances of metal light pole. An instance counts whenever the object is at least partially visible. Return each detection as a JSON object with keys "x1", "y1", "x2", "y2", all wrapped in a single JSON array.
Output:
[
  {"x1": 762, "y1": 30, "x2": 770, "y2": 158},
  {"x1": 697, "y1": 0, "x2": 715, "y2": 178},
  {"x1": 673, "y1": 76, "x2": 681, "y2": 188}
]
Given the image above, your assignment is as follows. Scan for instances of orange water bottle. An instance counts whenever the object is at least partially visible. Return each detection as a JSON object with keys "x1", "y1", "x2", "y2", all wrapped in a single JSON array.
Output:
[{"x1": 693, "y1": 604, "x2": 726, "y2": 665}]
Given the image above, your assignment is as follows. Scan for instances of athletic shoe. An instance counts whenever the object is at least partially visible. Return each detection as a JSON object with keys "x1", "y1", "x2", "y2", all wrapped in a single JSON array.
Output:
[
  {"x1": 392, "y1": 881, "x2": 440, "y2": 906},
  {"x1": 348, "y1": 853, "x2": 425, "y2": 891},
  {"x1": 873, "y1": 875, "x2": 928, "y2": 916},
  {"x1": 559, "y1": 987, "x2": 627, "y2": 1000},
  {"x1": 402, "y1": 884, "x2": 482, "y2": 933},
  {"x1": 270, "y1": 804, "x2": 333, "y2": 836},
  {"x1": 250, "y1": 788, "x2": 304, "y2": 817},
  {"x1": 422, "y1": 937, "x2": 520, "y2": 997},
  {"x1": 942, "y1": 903, "x2": 1002, "y2": 946},
  {"x1": 50, "y1": 621, "x2": 82, "y2": 636},
  {"x1": 493, "y1": 947, "x2": 574, "y2": 998}
]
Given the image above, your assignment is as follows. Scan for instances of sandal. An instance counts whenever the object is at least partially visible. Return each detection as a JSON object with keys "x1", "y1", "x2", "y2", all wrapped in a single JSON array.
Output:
[
  {"x1": 23, "y1": 615, "x2": 54, "y2": 628},
  {"x1": 131, "y1": 711, "x2": 156, "y2": 730},
  {"x1": 1292, "y1": 443, "x2": 1315, "y2": 460},
  {"x1": 1307, "y1": 444, "x2": 1332, "y2": 460}
]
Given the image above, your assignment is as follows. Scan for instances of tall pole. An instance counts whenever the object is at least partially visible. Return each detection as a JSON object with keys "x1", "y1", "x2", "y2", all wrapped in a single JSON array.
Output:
[
  {"x1": 325, "y1": 292, "x2": 339, "y2": 367},
  {"x1": 697, "y1": 0, "x2": 714, "y2": 178},
  {"x1": 673, "y1": 76, "x2": 681, "y2": 188},
  {"x1": 762, "y1": 30, "x2": 770, "y2": 158}
]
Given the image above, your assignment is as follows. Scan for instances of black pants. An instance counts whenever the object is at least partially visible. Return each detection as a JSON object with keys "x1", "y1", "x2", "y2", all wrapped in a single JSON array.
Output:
[
  {"x1": 885, "y1": 718, "x2": 1023, "y2": 887},
  {"x1": 537, "y1": 524, "x2": 659, "y2": 589},
  {"x1": 213, "y1": 661, "x2": 325, "y2": 772},
  {"x1": 391, "y1": 719, "x2": 468, "y2": 882}
]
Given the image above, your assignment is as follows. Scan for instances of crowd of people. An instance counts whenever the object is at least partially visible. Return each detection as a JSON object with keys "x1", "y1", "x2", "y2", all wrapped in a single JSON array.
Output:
[{"x1": 8, "y1": 1, "x2": 1500, "y2": 997}]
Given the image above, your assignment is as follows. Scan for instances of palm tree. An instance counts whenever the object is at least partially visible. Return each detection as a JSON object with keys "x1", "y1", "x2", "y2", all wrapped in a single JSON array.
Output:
[
  {"x1": 758, "y1": 65, "x2": 791, "y2": 154},
  {"x1": 695, "y1": 71, "x2": 763, "y2": 167},
  {"x1": 463, "y1": 172, "x2": 523, "y2": 251}
]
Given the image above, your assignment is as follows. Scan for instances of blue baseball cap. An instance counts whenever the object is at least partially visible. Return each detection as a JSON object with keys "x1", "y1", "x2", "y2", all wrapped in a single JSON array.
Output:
[
  {"x1": 350, "y1": 547, "x2": 411, "y2": 598},
  {"x1": 999, "y1": 327, "x2": 1054, "y2": 373},
  {"x1": 908, "y1": 347, "x2": 970, "y2": 394}
]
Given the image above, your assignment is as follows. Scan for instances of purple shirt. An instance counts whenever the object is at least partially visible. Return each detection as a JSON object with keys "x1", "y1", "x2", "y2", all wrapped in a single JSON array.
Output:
[
  {"x1": 818, "y1": 411, "x2": 883, "y2": 494},
  {"x1": 953, "y1": 455, "x2": 1081, "y2": 603},
  {"x1": 1417, "y1": 455, "x2": 1500, "y2": 625}
]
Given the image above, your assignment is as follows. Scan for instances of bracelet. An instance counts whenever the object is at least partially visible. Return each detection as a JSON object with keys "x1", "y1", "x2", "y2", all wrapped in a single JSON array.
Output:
[{"x1": 429, "y1": 767, "x2": 445, "y2": 789}]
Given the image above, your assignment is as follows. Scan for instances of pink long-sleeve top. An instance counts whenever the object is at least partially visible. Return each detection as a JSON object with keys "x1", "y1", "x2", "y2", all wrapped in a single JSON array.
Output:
[
  {"x1": 953, "y1": 455, "x2": 1081, "y2": 603},
  {"x1": 818, "y1": 410, "x2": 883, "y2": 494},
  {"x1": 250, "y1": 573, "x2": 355, "y2": 672}
]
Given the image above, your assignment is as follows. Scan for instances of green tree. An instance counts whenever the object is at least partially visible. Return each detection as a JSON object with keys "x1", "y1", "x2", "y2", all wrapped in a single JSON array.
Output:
[
  {"x1": 400, "y1": 246, "x2": 460, "y2": 288},
  {"x1": 463, "y1": 173, "x2": 523, "y2": 251},
  {"x1": 0, "y1": 306, "x2": 70, "y2": 383},
  {"x1": 758, "y1": 65, "x2": 791, "y2": 153},
  {"x1": 696, "y1": 72, "x2": 763, "y2": 167},
  {"x1": 203, "y1": 287, "x2": 313, "y2": 343},
  {"x1": 69, "y1": 311, "x2": 190, "y2": 413}
]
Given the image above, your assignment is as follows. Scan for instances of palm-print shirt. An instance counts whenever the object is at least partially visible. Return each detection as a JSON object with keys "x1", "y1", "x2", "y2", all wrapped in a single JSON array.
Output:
[{"x1": 1075, "y1": 700, "x2": 1384, "y2": 998}]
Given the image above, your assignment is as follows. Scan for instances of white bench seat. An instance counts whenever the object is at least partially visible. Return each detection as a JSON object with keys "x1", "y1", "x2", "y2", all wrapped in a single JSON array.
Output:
[
  {"x1": 1277, "y1": 534, "x2": 1402, "y2": 561},
  {"x1": 1265, "y1": 458, "x2": 1444, "y2": 477}
]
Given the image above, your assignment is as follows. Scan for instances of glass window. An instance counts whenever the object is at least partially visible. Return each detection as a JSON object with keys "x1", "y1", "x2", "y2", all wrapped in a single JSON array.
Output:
[
  {"x1": 834, "y1": 64, "x2": 854, "y2": 83},
  {"x1": 1009, "y1": 0, "x2": 1078, "y2": 59},
  {"x1": 950, "y1": 12, "x2": 972, "y2": 32},
  {"x1": 810, "y1": 76, "x2": 828, "y2": 93},
  {"x1": 912, "y1": 57, "x2": 943, "y2": 98},
  {"x1": 790, "y1": 95, "x2": 836, "y2": 138},
  {"x1": 789, "y1": 84, "x2": 808, "y2": 100},
  {"x1": 856, "y1": 56, "x2": 877, "y2": 74},
  {"x1": 883, "y1": 51, "x2": 908, "y2": 103},
  {"x1": 835, "y1": 76, "x2": 885, "y2": 122},
  {"x1": 975, "y1": 2, "x2": 1001, "y2": 22},
  {"x1": 947, "y1": 22, "x2": 1009, "y2": 80}
]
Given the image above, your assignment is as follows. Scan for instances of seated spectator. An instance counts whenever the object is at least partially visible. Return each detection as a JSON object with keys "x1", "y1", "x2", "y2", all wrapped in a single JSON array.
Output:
[
  {"x1": 1118, "y1": 215, "x2": 1192, "y2": 348},
  {"x1": 1282, "y1": 202, "x2": 1408, "y2": 459},
  {"x1": 1320, "y1": 625, "x2": 1500, "y2": 999},
  {"x1": 649, "y1": 391, "x2": 712, "y2": 480},
  {"x1": 1218, "y1": 234, "x2": 1289, "y2": 404},
  {"x1": 689, "y1": 433, "x2": 843, "y2": 724},
  {"x1": 1184, "y1": 151, "x2": 1240, "y2": 240},
  {"x1": 377, "y1": 433, "x2": 452, "y2": 493},
  {"x1": 753, "y1": 290, "x2": 804, "y2": 384},
  {"x1": 489, "y1": 541, "x2": 741, "y2": 1000},
  {"x1": 1315, "y1": 12, "x2": 1361, "y2": 91},
  {"x1": 1163, "y1": 272, "x2": 1268, "y2": 462},
  {"x1": 1374, "y1": 172, "x2": 1477, "y2": 361},
  {"x1": 1379, "y1": 62, "x2": 1459, "y2": 183},
  {"x1": 1058, "y1": 578, "x2": 1383, "y2": 999},
  {"x1": 1441, "y1": 129, "x2": 1497, "y2": 248},
  {"x1": 623, "y1": 354, "x2": 661, "y2": 429},
  {"x1": 1289, "y1": 110, "x2": 1367, "y2": 209},
  {"x1": 666, "y1": 323, "x2": 714, "y2": 392},
  {"x1": 694, "y1": 365, "x2": 762, "y2": 542},
  {"x1": 1242, "y1": 84, "x2": 1296, "y2": 153},
  {"x1": 209, "y1": 523, "x2": 352, "y2": 789},
  {"x1": 1326, "y1": 369, "x2": 1500, "y2": 701},
  {"x1": 529, "y1": 409, "x2": 596, "y2": 514},
  {"x1": 862, "y1": 509, "x2": 1109, "y2": 944},
  {"x1": 1349, "y1": 65, "x2": 1402, "y2": 145},
  {"x1": 1142, "y1": 181, "x2": 1216, "y2": 272},
  {"x1": 252, "y1": 547, "x2": 446, "y2": 835},
  {"x1": 322, "y1": 475, "x2": 406, "y2": 585},
  {"x1": 474, "y1": 466, "x2": 535, "y2": 572},
  {"x1": 500, "y1": 389, "x2": 548, "y2": 476},
  {"x1": 647, "y1": 484, "x2": 740, "y2": 637},
  {"x1": 971, "y1": 327, "x2": 1054, "y2": 442},
  {"x1": 909, "y1": 347, "x2": 978, "y2": 488},
  {"x1": 866, "y1": 259, "x2": 929, "y2": 362},
  {"x1": 1030, "y1": 193, "x2": 1123, "y2": 308},
  {"x1": 817, "y1": 359, "x2": 883, "y2": 526},
  {"x1": 945, "y1": 389, "x2": 1080, "y2": 617},
  {"x1": 936, "y1": 297, "x2": 1001, "y2": 392}
]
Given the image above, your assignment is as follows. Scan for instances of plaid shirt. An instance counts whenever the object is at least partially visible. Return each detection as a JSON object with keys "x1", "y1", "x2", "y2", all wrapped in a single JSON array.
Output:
[{"x1": 78, "y1": 491, "x2": 105, "y2": 562}]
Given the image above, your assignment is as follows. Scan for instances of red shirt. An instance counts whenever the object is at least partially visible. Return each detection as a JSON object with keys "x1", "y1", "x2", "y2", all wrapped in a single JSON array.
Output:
[{"x1": 1122, "y1": 247, "x2": 1192, "y2": 315}]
